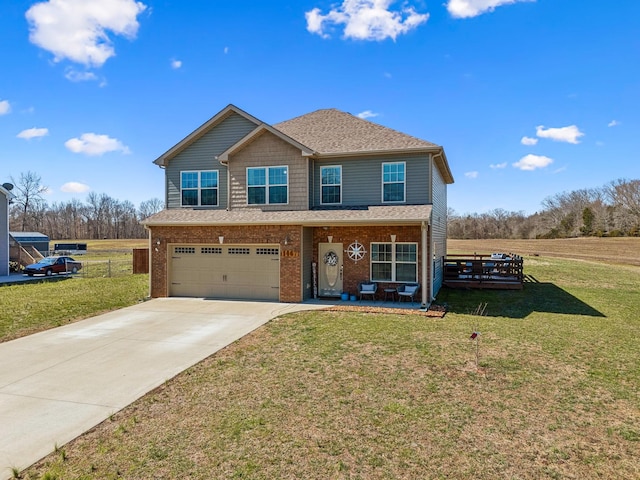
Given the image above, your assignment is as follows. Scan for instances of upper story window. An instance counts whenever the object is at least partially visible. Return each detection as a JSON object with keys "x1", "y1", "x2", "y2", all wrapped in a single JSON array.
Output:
[
  {"x1": 181, "y1": 170, "x2": 218, "y2": 207},
  {"x1": 247, "y1": 166, "x2": 288, "y2": 205},
  {"x1": 382, "y1": 162, "x2": 406, "y2": 203},
  {"x1": 320, "y1": 165, "x2": 342, "y2": 205},
  {"x1": 370, "y1": 242, "x2": 417, "y2": 282}
]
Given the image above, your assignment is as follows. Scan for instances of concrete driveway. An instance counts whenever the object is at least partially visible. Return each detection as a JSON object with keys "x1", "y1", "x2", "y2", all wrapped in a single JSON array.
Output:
[{"x1": 0, "y1": 298, "x2": 329, "y2": 479}]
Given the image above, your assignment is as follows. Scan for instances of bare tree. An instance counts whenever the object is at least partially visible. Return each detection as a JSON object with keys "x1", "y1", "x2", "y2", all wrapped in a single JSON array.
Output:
[
  {"x1": 138, "y1": 198, "x2": 164, "y2": 221},
  {"x1": 9, "y1": 171, "x2": 48, "y2": 231}
]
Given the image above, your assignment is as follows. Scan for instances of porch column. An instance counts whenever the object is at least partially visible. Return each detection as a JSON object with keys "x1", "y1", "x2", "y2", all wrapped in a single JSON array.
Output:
[{"x1": 421, "y1": 221, "x2": 428, "y2": 309}]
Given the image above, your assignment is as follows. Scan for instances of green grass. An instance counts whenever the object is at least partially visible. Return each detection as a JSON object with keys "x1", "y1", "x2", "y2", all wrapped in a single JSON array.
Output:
[
  {"x1": 0, "y1": 275, "x2": 149, "y2": 342},
  {"x1": 21, "y1": 254, "x2": 640, "y2": 479}
]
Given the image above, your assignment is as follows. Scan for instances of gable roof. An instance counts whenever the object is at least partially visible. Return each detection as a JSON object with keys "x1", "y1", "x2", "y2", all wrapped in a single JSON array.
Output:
[
  {"x1": 152, "y1": 104, "x2": 454, "y2": 183},
  {"x1": 217, "y1": 124, "x2": 314, "y2": 162},
  {"x1": 153, "y1": 104, "x2": 263, "y2": 167},
  {"x1": 274, "y1": 109, "x2": 440, "y2": 156}
]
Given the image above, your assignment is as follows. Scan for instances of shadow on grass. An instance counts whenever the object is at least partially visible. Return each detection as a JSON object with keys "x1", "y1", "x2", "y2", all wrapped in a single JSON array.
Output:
[{"x1": 436, "y1": 276, "x2": 605, "y2": 319}]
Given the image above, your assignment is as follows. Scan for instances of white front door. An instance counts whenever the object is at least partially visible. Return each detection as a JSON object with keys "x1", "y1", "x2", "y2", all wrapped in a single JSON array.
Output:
[{"x1": 318, "y1": 242, "x2": 343, "y2": 297}]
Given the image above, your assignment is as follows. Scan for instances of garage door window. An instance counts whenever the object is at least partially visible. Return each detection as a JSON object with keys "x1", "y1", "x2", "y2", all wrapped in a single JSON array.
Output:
[
  {"x1": 181, "y1": 170, "x2": 218, "y2": 207},
  {"x1": 228, "y1": 247, "x2": 250, "y2": 255}
]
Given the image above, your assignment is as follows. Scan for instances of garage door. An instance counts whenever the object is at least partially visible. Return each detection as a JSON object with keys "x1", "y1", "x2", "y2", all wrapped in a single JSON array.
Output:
[{"x1": 170, "y1": 245, "x2": 280, "y2": 300}]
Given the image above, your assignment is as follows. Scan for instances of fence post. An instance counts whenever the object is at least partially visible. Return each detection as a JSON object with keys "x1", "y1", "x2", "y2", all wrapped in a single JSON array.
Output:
[{"x1": 108, "y1": 259, "x2": 111, "y2": 278}]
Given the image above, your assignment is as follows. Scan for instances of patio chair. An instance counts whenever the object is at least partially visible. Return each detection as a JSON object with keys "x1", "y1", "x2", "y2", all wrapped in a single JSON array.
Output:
[
  {"x1": 359, "y1": 282, "x2": 377, "y2": 301},
  {"x1": 397, "y1": 283, "x2": 420, "y2": 303}
]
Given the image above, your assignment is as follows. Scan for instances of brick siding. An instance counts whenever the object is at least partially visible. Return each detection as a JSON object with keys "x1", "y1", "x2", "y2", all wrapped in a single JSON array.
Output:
[{"x1": 150, "y1": 223, "x2": 429, "y2": 303}]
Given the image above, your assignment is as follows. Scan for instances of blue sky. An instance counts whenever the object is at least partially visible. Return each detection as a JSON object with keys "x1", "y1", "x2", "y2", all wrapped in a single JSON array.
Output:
[{"x1": 1, "y1": 0, "x2": 638, "y2": 215}]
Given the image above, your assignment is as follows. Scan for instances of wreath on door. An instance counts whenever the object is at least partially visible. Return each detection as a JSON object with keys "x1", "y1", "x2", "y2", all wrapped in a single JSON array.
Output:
[{"x1": 323, "y1": 251, "x2": 339, "y2": 266}]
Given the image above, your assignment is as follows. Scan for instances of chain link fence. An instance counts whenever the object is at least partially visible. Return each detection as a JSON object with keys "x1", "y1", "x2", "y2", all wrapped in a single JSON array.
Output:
[{"x1": 77, "y1": 259, "x2": 134, "y2": 278}]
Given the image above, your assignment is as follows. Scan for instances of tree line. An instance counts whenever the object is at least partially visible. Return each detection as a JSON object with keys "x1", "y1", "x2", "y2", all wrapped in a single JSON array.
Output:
[
  {"x1": 8, "y1": 171, "x2": 163, "y2": 239},
  {"x1": 7, "y1": 172, "x2": 639, "y2": 241},
  {"x1": 448, "y1": 178, "x2": 639, "y2": 239}
]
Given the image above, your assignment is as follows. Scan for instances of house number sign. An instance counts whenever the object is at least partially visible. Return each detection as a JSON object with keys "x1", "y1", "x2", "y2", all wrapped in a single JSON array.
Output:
[{"x1": 346, "y1": 241, "x2": 366, "y2": 262}]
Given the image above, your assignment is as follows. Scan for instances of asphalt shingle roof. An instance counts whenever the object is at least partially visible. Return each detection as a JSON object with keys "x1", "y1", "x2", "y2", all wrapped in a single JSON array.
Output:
[
  {"x1": 141, "y1": 205, "x2": 432, "y2": 226},
  {"x1": 274, "y1": 108, "x2": 440, "y2": 155}
]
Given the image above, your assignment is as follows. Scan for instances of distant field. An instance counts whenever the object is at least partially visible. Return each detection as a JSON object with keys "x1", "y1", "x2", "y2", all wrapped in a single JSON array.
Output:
[
  {"x1": 53, "y1": 239, "x2": 148, "y2": 259},
  {"x1": 448, "y1": 237, "x2": 640, "y2": 266}
]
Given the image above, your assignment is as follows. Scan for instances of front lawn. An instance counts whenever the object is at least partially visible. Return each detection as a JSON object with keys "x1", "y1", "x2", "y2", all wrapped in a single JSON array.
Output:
[
  {"x1": 22, "y1": 256, "x2": 640, "y2": 479},
  {"x1": 0, "y1": 275, "x2": 149, "y2": 342}
]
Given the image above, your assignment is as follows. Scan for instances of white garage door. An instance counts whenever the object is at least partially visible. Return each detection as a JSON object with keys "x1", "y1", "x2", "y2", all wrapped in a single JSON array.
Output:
[{"x1": 170, "y1": 245, "x2": 280, "y2": 300}]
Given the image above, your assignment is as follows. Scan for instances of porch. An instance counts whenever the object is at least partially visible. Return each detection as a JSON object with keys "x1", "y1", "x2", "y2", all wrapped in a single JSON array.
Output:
[{"x1": 443, "y1": 252, "x2": 524, "y2": 290}]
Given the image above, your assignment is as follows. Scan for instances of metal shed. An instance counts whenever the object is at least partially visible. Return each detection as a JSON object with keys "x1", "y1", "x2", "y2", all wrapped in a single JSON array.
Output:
[{"x1": 10, "y1": 232, "x2": 50, "y2": 256}]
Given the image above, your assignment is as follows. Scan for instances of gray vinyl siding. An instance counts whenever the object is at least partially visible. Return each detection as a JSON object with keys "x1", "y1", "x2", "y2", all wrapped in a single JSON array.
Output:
[
  {"x1": 302, "y1": 227, "x2": 314, "y2": 300},
  {"x1": 166, "y1": 113, "x2": 257, "y2": 209},
  {"x1": 0, "y1": 194, "x2": 8, "y2": 276},
  {"x1": 312, "y1": 154, "x2": 430, "y2": 207},
  {"x1": 431, "y1": 162, "x2": 447, "y2": 296}
]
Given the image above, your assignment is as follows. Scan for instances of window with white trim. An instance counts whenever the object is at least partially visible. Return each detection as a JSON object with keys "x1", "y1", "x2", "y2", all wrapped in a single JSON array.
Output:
[
  {"x1": 181, "y1": 170, "x2": 218, "y2": 207},
  {"x1": 382, "y1": 162, "x2": 405, "y2": 203},
  {"x1": 247, "y1": 166, "x2": 288, "y2": 204},
  {"x1": 320, "y1": 165, "x2": 341, "y2": 205},
  {"x1": 370, "y1": 242, "x2": 417, "y2": 282}
]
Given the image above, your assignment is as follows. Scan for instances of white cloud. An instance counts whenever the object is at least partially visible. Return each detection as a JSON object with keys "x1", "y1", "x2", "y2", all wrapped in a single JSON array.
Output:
[
  {"x1": 536, "y1": 124, "x2": 584, "y2": 144},
  {"x1": 61, "y1": 181, "x2": 91, "y2": 193},
  {"x1": 0, "y1": 100, "x2": 10, "y2": 115},
  {"x1": 26, "y1": 0, "x2": 147, "y2": 68},
  {"x1": 305, "y1": 0, "x2": 429, "y2": 41},
  {"x1": 608, "y1": 120, "x2": 620, "y2": 127},
  {"x1": 65, "y1": 69, "x2": 99, "y2": 82},
  {"x1": 521, "y1": 136, "x2": 538, "y2": 146},
  {"x1": 489, "y1": 162, "x2": 507, "y2": 169},
  {"x1": 224, "y1": 46, "x2": 229, "y2": 54},
  {"x1": 595, "y1": 141, "x2": 605, "y2": 147},
  {"x1": 171, "y1": 59, "x2": 182, "y2": 69},
  {"x1": 17, "y1": 127, "x2": 49, "y2": 139},
  {"x1": 65, "y1": 133, "x2": 130, "y2": 156},
  {"x1": 446, "y1": 0, "x2": 531, "y2": 19},
  {"x1": 357, "y1": 110, "x2": 379, "y2": 119},
  {"x1": 465, "y1": 171, "x2": 479, "y2": 179},
  {"x1": 513, "y1": 154, "x2": 553, "y2": 171}
]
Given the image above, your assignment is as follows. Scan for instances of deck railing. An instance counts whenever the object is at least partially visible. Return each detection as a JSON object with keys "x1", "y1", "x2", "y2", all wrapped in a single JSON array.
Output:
[{"x1": 444, "y1": 253, "x2": 524, "y2": 289}]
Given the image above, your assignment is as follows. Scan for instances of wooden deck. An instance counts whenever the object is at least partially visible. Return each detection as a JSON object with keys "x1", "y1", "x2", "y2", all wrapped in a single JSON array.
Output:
[{"x1": 443, "y1": 253, "x2": 524, "y2": 290}]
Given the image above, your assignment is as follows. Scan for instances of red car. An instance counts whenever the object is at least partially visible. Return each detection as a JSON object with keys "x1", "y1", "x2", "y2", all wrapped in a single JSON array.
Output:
[{"x1": 24, "y1": 256, "x2": 83, "y2": 276}]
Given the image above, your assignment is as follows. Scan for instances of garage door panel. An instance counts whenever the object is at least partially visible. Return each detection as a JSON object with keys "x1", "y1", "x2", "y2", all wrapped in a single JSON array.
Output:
[{"x1": 170, "y1": 245, "x2": 280, "y2": 300}]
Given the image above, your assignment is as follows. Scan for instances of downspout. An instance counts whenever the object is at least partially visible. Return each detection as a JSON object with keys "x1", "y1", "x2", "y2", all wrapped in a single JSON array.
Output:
[
  {"x1": 215, "y1": 156, "x2": 231, "y2": 210},
  {"x1": 146, "y1": 226, "x2": 152, "y2": 299},
  {"x1": 421, "y1": 219, "x2": 430, "y2": 310}
]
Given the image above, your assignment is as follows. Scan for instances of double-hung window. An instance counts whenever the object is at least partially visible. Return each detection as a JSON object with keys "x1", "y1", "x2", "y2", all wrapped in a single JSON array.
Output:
[
  {"x1": 247, "y1": 166, "x2": 288, "y2": 205},
  {"x1": 181, "y1": 170, "x2": 218, "y2": 207},
  {"x1": 370, "y1": 242, "x2": 417, "y2": 282},
  {"x1": 382, "y1": 162, "x2": 405, "y2": 203},
  {"x1": 320, "y1": 165, "x2": 341, "y2": 205}
]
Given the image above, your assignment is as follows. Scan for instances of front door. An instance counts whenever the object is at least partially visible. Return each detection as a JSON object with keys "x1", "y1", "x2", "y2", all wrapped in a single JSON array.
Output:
[{"x1": 318, "y1": 242, "x2": 343, "y2": 297}]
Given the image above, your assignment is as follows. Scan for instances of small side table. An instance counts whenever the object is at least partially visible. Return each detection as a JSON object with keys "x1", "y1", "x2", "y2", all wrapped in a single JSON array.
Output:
[{"x1": 384, "y1": 288, "x2": 397, "y2": 302}]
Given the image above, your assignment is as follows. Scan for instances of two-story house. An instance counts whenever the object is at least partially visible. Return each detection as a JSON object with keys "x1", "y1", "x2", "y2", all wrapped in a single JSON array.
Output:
[{"x1": 142, "y1": 104, "x2": 454, "y2": 307}]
